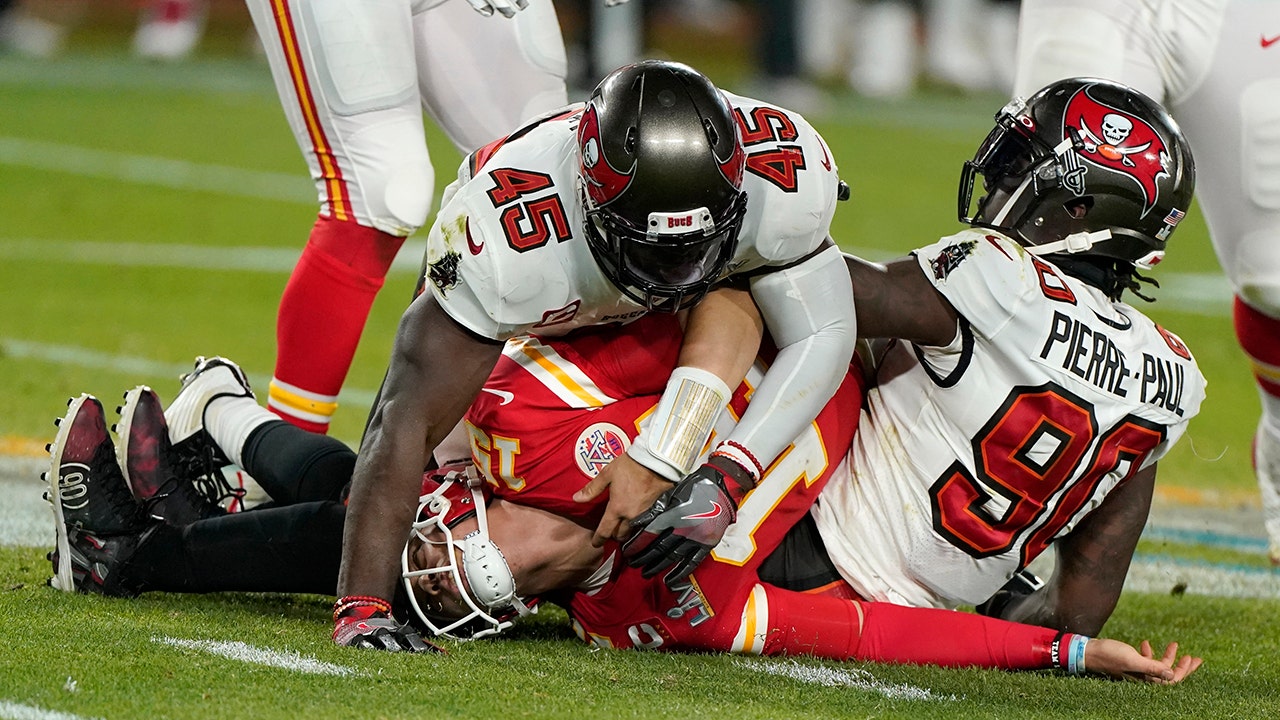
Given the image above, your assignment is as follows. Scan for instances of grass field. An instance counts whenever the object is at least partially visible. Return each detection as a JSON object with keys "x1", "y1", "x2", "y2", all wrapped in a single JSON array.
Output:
[{"x1": 1, "y1": 11, "x2": 1279, "y2": 719}]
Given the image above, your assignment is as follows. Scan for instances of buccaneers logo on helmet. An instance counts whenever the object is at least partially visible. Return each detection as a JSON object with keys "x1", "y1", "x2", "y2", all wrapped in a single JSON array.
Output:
[
  {"x1": 578, "y1": 104, "x2": 632, "y2": 208},
  {"x1": 1064, "y1": 86, "x2": 1170, "y2": 216}
]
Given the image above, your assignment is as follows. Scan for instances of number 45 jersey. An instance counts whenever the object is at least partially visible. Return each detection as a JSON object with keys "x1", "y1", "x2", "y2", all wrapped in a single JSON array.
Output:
[
  {"x1": 812, "y1": 229, "x2": 1207, "y2": 609},
  {"x1": 419, "y1": 93, "x2": 841, "y2": 339}
]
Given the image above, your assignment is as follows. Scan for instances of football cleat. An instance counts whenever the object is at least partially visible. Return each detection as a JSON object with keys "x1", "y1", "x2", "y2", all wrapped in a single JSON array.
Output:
[
  {"x1": 44, "y1": 394, "x2": 150, "y2": 592},
  {"x1": 48, "y1": 526, "x2": 158, "y2": 597},
  {"x1": 164, "y1": 356, "x2": 254, "y2": 509},
  {"x1": 116, "y1": 385, "x2": 227, "y2": 526}
]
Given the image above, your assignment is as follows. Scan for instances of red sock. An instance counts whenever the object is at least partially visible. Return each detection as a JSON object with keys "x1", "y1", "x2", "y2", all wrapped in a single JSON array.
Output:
[
  {"x1": 1234, "y1": 296, "x2": 1280, "y2": 399},
  {"x1": 269, "y1": 216, "x2": 404, "y2": 433}
]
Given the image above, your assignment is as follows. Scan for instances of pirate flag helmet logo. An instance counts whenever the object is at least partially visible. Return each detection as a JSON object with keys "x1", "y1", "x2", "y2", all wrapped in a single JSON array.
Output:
[
  {"x1": 959, "y1": 77, "x2": 1195, "y2": 270},
  {"x1": 1063, "y1": 85, "x2": 1170, "y2": 217}
]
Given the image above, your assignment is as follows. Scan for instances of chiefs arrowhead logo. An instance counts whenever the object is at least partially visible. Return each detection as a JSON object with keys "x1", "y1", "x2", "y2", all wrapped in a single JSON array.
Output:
[{"x1": 1063, "y1": 86, "x2": 1170, "y2": 217}]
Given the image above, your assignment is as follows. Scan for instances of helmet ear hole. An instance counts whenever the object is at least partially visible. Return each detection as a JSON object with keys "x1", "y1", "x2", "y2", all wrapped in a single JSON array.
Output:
[
  {"x1": 704, "y1": 118, "x2": 719, "y2": 145},
  {"x1": 1064, "y1": 196, "x2": 1094, "y2": 219}
]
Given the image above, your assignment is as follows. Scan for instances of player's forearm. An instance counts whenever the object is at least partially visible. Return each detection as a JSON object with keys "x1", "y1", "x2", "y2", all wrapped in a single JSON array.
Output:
[
  {"x1": 721, "y1": 248, "x2": 856, "y2": 477},
  {"x1": 338, "y1": 431, "x2": 431, "y2": 600},
  {"x1": 678, "y1": 285, "x2": 763, "y2": 389},
  {"x1": 854, "y1": 601, "x2": 1087, "y2": 672},
  {"x1": 753, "y1": 583, "x2": 1083, "y2": 673}
]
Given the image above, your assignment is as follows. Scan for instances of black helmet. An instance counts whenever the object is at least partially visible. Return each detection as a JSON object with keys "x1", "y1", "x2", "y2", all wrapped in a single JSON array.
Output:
[
  {"x1": 578, "y1": 60, "x2": 748, "y2": 312},
  {"x1": 959, "y1": 77, "x2": 1195, "y2": 271}
]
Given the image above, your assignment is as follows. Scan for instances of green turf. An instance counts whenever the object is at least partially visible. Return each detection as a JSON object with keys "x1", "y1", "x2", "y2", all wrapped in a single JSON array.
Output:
[
  {"x1": 1, "y1": 547, "x2": 1277, "y2": 720},
  {"x1": 1, "y1": 26, "x2": 1275, "y2": 720}
]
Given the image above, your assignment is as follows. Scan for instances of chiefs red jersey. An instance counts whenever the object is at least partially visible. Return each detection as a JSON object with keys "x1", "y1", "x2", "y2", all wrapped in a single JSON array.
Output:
[{"x1": 463, "y1": 313, "x2": 684, "y2": 527}]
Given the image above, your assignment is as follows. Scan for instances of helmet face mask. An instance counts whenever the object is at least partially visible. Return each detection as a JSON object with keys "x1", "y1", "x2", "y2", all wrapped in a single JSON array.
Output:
[
  {"x1": 582, "y1": 186, "x2": 748, "y2": 312},
  {"x1": 958, "y1": 79, "x2": 1195, "y2": 273},
  {"x1": 400, "y1": 466, "x2": 535, "y2": 640},
  {"x1": 578, "y1": 60, "x2": 749, "y2": 312}
]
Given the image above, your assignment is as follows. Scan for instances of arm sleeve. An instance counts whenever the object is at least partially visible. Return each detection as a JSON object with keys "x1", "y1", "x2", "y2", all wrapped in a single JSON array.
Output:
[
  {"x1": 754, "y1": 583, "x2": 1064, "y2": 670},
  {"x1": 721, "y1": 245, "x2": 856, "y2": 475}
]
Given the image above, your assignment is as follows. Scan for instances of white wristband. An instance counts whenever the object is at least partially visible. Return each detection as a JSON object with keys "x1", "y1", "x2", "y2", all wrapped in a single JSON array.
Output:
[{"x1": 627, "y1": 366, "x2": 732, "y2": 482}]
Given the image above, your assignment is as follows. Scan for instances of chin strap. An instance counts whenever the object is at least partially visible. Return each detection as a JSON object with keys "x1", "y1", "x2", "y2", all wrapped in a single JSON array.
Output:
[{"x1": 1025, "y1": 229, "x2": 1113, "y2": 258}]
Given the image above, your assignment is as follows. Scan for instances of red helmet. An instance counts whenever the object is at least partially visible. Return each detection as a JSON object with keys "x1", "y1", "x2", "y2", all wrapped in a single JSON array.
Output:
[{"x1": 400, "y1": 464, "x2": 535, "y2": 639}]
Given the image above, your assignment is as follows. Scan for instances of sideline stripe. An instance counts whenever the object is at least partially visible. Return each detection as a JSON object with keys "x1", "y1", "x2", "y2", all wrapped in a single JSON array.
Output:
[
  {"x1": 0, "y1": 338, "x2": 379, "y2": 408},
  {"x1": 0, "y1": 136, "x2": 312, "y2": 204},
  {"x1": 0, "y1": 701, "x2": 100, "y2": 720},
  {"x1": 0, "y1": 238, "x2": 427, "y2": 274},
  {"x1": 153, "y1": 636, "x2": 359, "y2": 676},
  {"x1": 1126, "y1": 555, "x2": 1280, "y2": 599},
  {"x1": 739, "y1": 658, "x2": 957, "y2": 701}
]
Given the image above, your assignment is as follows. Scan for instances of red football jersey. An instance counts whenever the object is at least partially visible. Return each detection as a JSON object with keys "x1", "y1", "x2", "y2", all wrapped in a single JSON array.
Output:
[{"x1": 464, "y1": 313, "x2": 684, "y2": 527}]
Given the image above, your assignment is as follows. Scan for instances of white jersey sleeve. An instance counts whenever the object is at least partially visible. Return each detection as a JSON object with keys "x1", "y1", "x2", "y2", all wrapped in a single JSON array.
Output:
[
  {"x1": 812, "y1": 229, "x2": 1206, "y2": 608},
  {"x1": 421, "y1": 111, "x2": 647, "y2": 340},
  {"x1": 722, "y1": 92, "x2": 843, "y2": 270}
]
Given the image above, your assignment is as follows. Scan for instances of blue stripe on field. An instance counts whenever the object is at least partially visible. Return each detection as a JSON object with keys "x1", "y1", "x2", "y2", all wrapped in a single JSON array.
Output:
[
  {"x1": 1143, "y1": 526, "x2": 1271, "y2": 554},
  {"x1": 1132, "y1": 552, "x2": 1279, "y2": 577}
]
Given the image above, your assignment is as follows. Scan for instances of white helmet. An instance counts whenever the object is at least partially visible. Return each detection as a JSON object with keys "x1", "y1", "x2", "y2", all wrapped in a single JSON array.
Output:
[{"x1": 400, "y1": 464, "x2": 537, "y2": 639}]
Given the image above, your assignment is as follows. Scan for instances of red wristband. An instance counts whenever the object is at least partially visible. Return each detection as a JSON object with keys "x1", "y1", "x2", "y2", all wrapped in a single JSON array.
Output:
[{"x1": 333, "y1": 595, "x2": 392, "y2": 623}]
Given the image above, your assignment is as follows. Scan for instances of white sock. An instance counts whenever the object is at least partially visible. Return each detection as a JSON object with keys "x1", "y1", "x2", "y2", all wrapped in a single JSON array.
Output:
[{"x1": 205, "y1": 395, "x2": 275, "y2": 469}]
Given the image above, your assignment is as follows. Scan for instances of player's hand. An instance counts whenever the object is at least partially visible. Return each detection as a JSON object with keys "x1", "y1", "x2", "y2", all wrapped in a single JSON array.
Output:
[
  {"x1": 574, "y1": 453, "x2": 673, "y2": 547},
  {"x1": 463, "y1": 0, "x2": 528, "y2": 18},
  {"x1": 333, "y1": 609, "x2": 443, "y2": 653},
  {"x1": 622, "y1": 459, "x2": 748, "y2": 588},
  {"x1": 1085, "y1": 639, "x2": 1202, "y2": 684}
]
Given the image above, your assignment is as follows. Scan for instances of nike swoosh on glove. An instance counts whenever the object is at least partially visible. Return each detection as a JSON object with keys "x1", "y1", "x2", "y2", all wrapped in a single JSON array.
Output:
[{"x1": 622, "y1": 458, "x2": 750, "y2": 589}]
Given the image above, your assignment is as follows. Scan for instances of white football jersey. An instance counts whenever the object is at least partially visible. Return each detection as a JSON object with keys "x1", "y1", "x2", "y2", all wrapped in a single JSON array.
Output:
[
  {"x1": 420, "y1": 93, "x2": 842, "y2": 339},
  {"x1": 812, "y1": 230, "x2": 1207, "y2": 608}
]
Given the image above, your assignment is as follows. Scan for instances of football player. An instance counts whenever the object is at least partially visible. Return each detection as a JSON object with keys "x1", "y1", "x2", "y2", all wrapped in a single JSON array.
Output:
[
  {"x1": 47, "y1": 77, "x2": 1200, "y2": 664},
  {"x1": 338, "y1": 58, "x2": 856, "y2": 646},
  {"x1": 1012, "y1": 0, "x2": 1280, "y2": 565},
  {"x1": 43, "y1": 304, "x2": 1199, "y2": 682},
  {"x1": 247, "y1": 0, "x2": 578, "y2": 436}
]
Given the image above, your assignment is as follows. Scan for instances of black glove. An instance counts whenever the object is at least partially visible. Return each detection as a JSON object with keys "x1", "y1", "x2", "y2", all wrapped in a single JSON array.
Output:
[
  {"x1": 975, "y1": 569, "x2": 1045, "y2": 618},
  {"x1": 333, "y1": 606, "x2": 443, "y2": 653},
  {"x1": 622, "y1": 458, "x2": 751, "y2": 589}
]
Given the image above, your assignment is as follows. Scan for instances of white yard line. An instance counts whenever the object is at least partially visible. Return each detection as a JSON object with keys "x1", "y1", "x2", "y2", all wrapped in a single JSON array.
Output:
[
  {"x1": 0, "y1": 136, "x2": 312, "y2": 204},
  {"x1": 152, "y1": 636, "x2": 360, "y2": 676},
  {"x1": 0, "y1": 701, "x2": 101, "y2": 720},
  {"x1": 0, "y1": 338, "x2": 379, "y2": 408},
  {"x1": 740, "y1": 658, "x2": 958, "y2": 701},
  {"x1": 0, "y1": 238, "x2": 427, "y2": 274}
]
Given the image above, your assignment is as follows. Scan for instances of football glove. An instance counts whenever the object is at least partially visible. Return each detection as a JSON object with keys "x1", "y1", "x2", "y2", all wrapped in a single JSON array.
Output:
[
  {"x1": 622, "y1": 457, "x2": 751, "y2": 589},
  {"x1": 462, "y1": 0, "x2": 528, "y2": 19},
  {"x1": 975, "y1": 569, "x2": 1045, "y2": 619},
  {"x1": 333, "y1": 604, "x2": 442, "y2": 653}
]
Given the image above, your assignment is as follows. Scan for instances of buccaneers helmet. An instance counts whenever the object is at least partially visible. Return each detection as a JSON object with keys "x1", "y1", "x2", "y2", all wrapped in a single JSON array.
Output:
[
  {"x1": 400, "y1": 464, "x2": 536, "y2": 640},
  {"x1": 578, "y1": 60, "x2": 748, "y2": 312},
  {"x1": 959, "y1": 77, "x2": 1195, "y2": 271}
]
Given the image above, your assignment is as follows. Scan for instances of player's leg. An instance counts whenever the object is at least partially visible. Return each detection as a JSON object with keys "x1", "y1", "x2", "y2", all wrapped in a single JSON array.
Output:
[
  {"x1": 1168, "y1": 0, "x2": 1280, "y2": 564},
  {"x1": 125, "y1": 501, "x2": 347, "y2": 594},
  {"x1": 244, "y1": 0, "x2": 432, "y2": 434},
  {"x1": 413, "y1": 0, "x2": 568, "y2": 154},
  {"x1": 1012, "y1": 0, "x2": 1168, "y2": 99}
]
